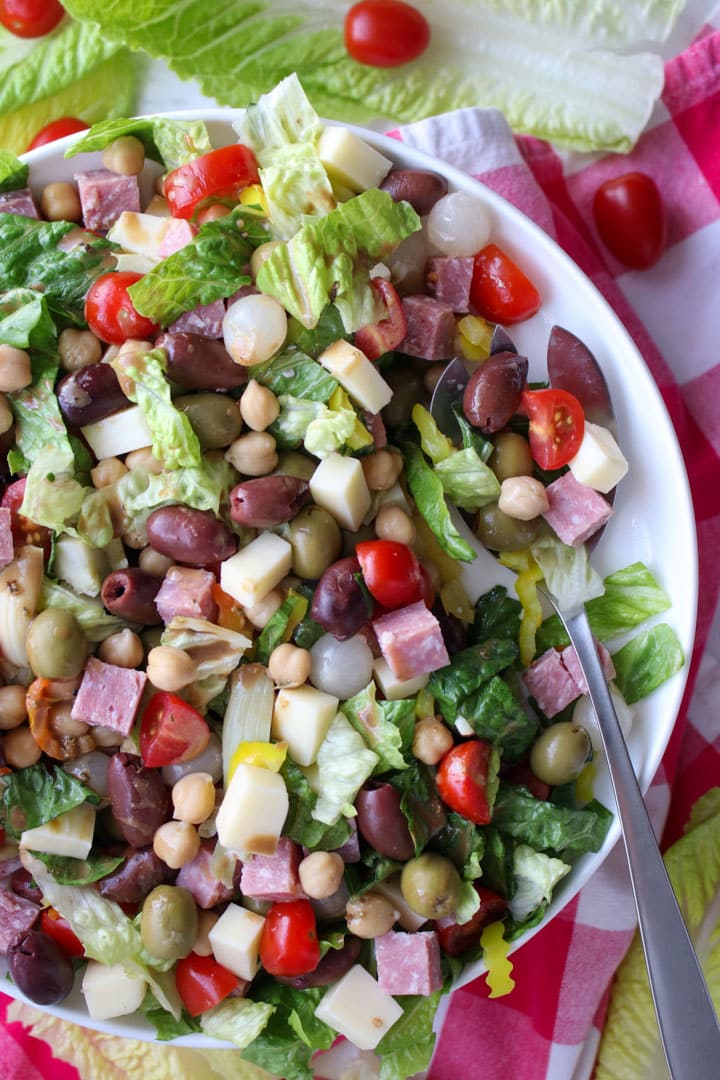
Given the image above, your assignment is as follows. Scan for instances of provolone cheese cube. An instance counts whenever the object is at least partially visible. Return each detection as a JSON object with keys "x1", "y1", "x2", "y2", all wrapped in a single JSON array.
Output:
[
  {"x1": 81, "y1": 961, "x2": 146, "y2": 1020},
  {"x1": 318, "y1": 127, "x2": 393, "y2": 192},
  {"x1": 20, "y1": 803, "x2": 95, "y2": 860},
  {"x1": 314, "y1": 964, "x2": 403, "y2": 1050},
  {"x1": 372, "y1": 658, "x2": 429, "y2": 702},
  {"x1": 318, "y1": 340, "x2": 392, "y2": 414},
  {"x1": 568, "y1": 422, "x2": 628, "y2": 493},
  {"x1": 374, "y1": 873, "x2": 427, "y2": 932},
  {"x1": 272, "y1": 685, "x2": 339, "y2": 766},
  {"x1": 82, "y1": 406, "x2": 153, "y2": 459},
  {"x1": 216, "y1": 762, "x2": 288, "y2": 855},
  {"x1": 114, "y1": 252, "x2": 158, "y2": 275},
  {"x1": 309, "y1": 453, "x2": 371, "y2": 531},
  {"x1": 220, "y1": 533, "x2": 292, "y2": 609},
  {"x1": 107, "y1": 211, "x2": 167, "y2": 261},
  {"x1": 208, "y1": 903, "x2": 265, "y2": 981}
]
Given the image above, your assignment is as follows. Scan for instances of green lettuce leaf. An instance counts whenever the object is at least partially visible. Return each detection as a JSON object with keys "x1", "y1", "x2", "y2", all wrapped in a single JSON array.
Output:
[
  {"x1": 19, "y1": 443, "x2": 87, "y2": 532},
  {"x1": 1, "y1": 764, "x2": 99, "y2": 839},
  {"x1": 242, "y1": 983, "x2": 332, "y2": 1080},
  {"x1": 250, "y1": 347, "x2": 338, "y2": 402},
  {"x1": 31, "y1": 850, "x2": 124, "y2": 885},
  {"x1": 139, "y1": 992, "x2": 201, "y2": 1041},
  {"x1": 492, "y1": 782, "x2": 612, "y2": 860},
  {"x1": 531, "y1": 526, "x2": 605, "y2": 613},
  {"x1": 161, "y1": 616, "x2": 251, "y2": 712},
  {"x1": 432, "y1": 811, "x2": 486, "y2": 881},
  {"x1": 460, "y1": 675, "x2": 539, "y2": 763},
  {"x1": 435, "y1": 446, "x2": 501, "y2": 511},
  {"x1": 255, "y1": 589, "x2": 308, "y2": 665},
  {"x1": 269, "y1": 394, "x2": 326, "y2": 450},
  {"x1": 470, "y1": 585, "x2": 521, "y2": 646},
  {"x1": 428, "y1": 638, "x2": 519, "y2": 724},
  {"x1": 200, "y1": 997, "x2": 275, "y2": 1049},
  {"x1": 290, "y1": 305, "x2": 346, "y2": 358},
  {"x1": 507, "y1": 843, "x2": 571, "y2": 922},
  {"x1": 281, "y1": 759, "x2": 352, "y2": 851},
  {"x1": 0, "y1": 150, "x2": 27, "y2": 193},
  {"x1": 376, "y1": 990, "x2": 445, "y2": 1080},
  {"x1": 312, "y1": 714, "x2": 379, "y2": 826},
  {"x1": 340, "y1": 681, "x2": 413, "y2": 774},
  {"x1": 402, "y1": 442, "x2": 475, "y2": 563},
  {"x1": 611, "y1": 622, "x2": 685, "y2": 704},
  {"x1": 391, "y1": 760, "x2": 453, "y2": 857},
  {"x1": 304, "y1": 403, "x2": 357, "y2": 458},
  {"x1": 40, "y1": 578, "x2": 132, "y2": 642},
  {"x1": 481, "y1": 826, "x2": 516, "y2": 900},
  {"x1": 66, "y1": 116, "x2": 212, "y2": 168}
]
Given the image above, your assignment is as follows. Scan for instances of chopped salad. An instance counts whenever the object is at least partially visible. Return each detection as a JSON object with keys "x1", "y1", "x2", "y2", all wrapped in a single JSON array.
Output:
[{"x1": 0, "y1": 75, "x2": 684, "y2": 1078}]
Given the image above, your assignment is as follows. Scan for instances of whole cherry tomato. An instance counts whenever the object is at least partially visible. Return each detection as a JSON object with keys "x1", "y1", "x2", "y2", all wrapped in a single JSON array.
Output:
[
  {"x1": 1, "y1": 477, "x2": 52, "y2": 560},
  {"x1": 139, "y1": 692, "x2": 210, "y2": 768},
  {"x1": 175, "y1": 952, "x2": 239, "y2": 1017},
  {"x1": 40, "y1": 908, "x2": 84, "y2": 959},
  {"x1": 436, "y1": 740, "x2": 496, "y2": 826},
  {"x1": 344, "y1": 0, "x2": 430, "y2": 67},
  {"x1": 0, "y1": 0, "x2": 64, "y2": 38},
  {"x1": 356, "y1": 539, "x2": 433, "y2": 610},
  {"x1": 84, "y1": 271, "x2": 160, "y2": 345},
  {"x1": 353, "y1": 278, "x2": 407, "y2": 359},
  {"x1": 435, "y1": 884, "x2": 507, "y2": 956},
  {"x1": 592, "y1": 171, "x2": 666, "y2": 270},
  {"x1": 27, "y1": 117, "x2": 89, "y2": 152},
  {"x1": 259, "y1": 899, "x2": 320, "y2": 978},
  {"x1": 164, "y1": 144, "x2": 260, "y2": 220},
  {"x1": 470, "y1": 243, "x2": 541, "y2": 325},
  {"x1": 521, "y1": 387, "x2": 584, "y2": 470}
]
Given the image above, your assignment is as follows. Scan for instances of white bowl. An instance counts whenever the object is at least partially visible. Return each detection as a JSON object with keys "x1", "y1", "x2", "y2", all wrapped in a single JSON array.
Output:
[{"x1": 3, "y1": 111, "x2": 697, "y2": 1049}]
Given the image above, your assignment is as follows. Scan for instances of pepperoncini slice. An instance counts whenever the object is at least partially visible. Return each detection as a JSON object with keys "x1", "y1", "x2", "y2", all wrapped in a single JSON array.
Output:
[
  {"x1": 228, "y1": 740, "x2": 287, "y2": 781},
  {"x1": 499, "y1": 548, "x2": 544, "y2": 666},
  {"x1": 481, "y1": 920, "x2": 515, "y2": 999}
]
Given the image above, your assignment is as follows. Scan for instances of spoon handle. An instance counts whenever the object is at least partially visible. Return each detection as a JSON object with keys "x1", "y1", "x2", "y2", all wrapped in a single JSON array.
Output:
[{"x1": 564, "y1": 607, "x2": 720, "y2": 1079}]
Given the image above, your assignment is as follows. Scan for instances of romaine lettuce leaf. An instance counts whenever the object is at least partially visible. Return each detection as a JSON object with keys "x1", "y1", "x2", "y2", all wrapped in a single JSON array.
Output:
[
  {"x1": 470, "y1": 585, "x2": 521, "y2": 646},
  {"x1": 530, "y1": 526, "x2": 605, "y2": 613},
  {"x1": 281, "y1": 759, "x2": 352, "y2": 851},
  {"x1": 199, "y1": 997, "x2": 275, "y2": 1049},
  {"x1": 250, "y1": 348, "x2": 338, "y2": 402},
  {"x1": 20, "y1": 444, "x2": 87, "y2": 532},
  {"x1": 376, "y1": 990, "x2": 445, "y2": 1080},
  {"x1": 507, "y1": 843, "x2": 571, "y2": 922},
  {"x1": 402, "y1": 442, "x2": 475, "y2": 563},
  {"x1": 0, "y1": 150, "x2": 27, "y2": 193},
  {"x1": 303, "y1": 403, "x2": 357, "y2": 458},
  {"x1": 268, "y1": 394, "x2": 326, "y2": 450},
  {"x1": 255, "y1": 589, "x2": 308, "y2": 665},
  {"x1": 391, "y1": 760, "x2": 454, "y2": 857},
  {"x1": 40, "y1": 578, "x2": 131, "y2": 641},
  {"x1": 31, "y1": 850, "x2": 124, "y2": 885},
  {"x1": 312, "y1": 714, "x2": 378, "y2": 826},
  {"x1": 1, "y1": 764, "x2": 99, "y2": 839},
  {"x1": 428, "y1": 639, "x2": 519, "y2": 724},
  {"x1": 459, "y1": 675, "x2": 539, "y2": 763},
  {"x1": 492, "y1": 782, "x2": 612, "y2": 860},
  {"x1": 432, "y1": 811, "x2": 486, "y2": 881},
  {"x1": 341, "y1": 681, "x2": 413, "y2": 774},
  {"x1": 139, "y1": 992, "x2": 201, "y2": 1041},
  {"x1": 435, "y1": 446, "x2": 501, "y2": 512},
  {"x1": 611, "y1": 622, "x2": 685, "y2": 704},
  {"x1": 66, "y1": 116, "x2": 213, "y2": 168},
  {"x1": 242, "y1": 982, "x2": 332, "y2": 1080}
]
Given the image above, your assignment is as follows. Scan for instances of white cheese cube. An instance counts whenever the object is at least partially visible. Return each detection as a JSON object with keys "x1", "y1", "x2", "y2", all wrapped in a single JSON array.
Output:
[
  {"x1": 107, "y1": 211, "x2": 167, "y2": 261},
  {"x1": 216, "y1": 762, "x2": 289, "y2": 855},
  {"x1": 374, "y1": 872, "x2": 428, "y2": 932},
  {"x1": 272, "y1": 685, "x2": 339, "y2": 767},
  {"x1": 82, "y1": 961, "x2": 146, "y2": 1020},
  {"x1": 314, "y1": 964, "x2": 403, "y2": 1050},
  {"x1": 114, "y1": 252, "x2": 158, "y2": 275},
  {"x1": 309, "y1": 453, "x2": 371, "y2": 531},
  {"x1": 318, "y1": 340, "x2": 392, "y2": 414},
  {"x1": 20, "y1": 803, "x2": 95, "y2": 860},
  {"x1": 82, "y1": 406, "x2": 153, "y2": 459},
  {"x1": 299, "y1": 762, "x2": 321, "y2": 793},
  {"x1": 318, "y1": 127, "x2": 393, "y2": 192},
  {"x1": 220, "y1": 533, "x2": 292, "y2": 609},
  {"x1": 208, "y1": 903, "x2": 265, "y2": 981},
  {"x1": 568, "y1": 422, "x2": 629, "y2": 493},
  {"x1": 372, "y1": 657, "x2": 429, "y2": 702}
]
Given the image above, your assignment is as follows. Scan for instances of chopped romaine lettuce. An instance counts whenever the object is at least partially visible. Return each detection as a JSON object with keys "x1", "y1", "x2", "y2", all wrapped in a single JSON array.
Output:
[
  {"x1": 611, "y1": 622, "x2": 685, "y2": 704},
  {"x1": 433, "y1": 811, "x2": 486, "y2": 881},
  {"x1": 435, "y1": 446, "x2": 501, "y2": 512},
  {"x1": 459, "y1": 675, "x2": 539, "y2": 763},
  {"x1": 255, "y1": 589, "x2": 309, "y2": 665},
  {"x1": 250, "y1": 347, "x2": 338, "y2": 402},
  {"x1": 375, "y1": 990, "x2": 445, "y2": 1080},
  {"x1": 507, "y1": 843, "x2": 571, "y2": 922},
  {"x1": 492, "y1": 782, "x2": 612, "y2": 860},
  {"x1": 200, "y1": 996, "x2": 275, "y2": 1049},
  {"x1": 402, "y1": 442, "x2": 475, "y2": 562},
  {"x1": 530, "y1": 525, "x2": 605, "y2": 612},
  {"x1": 1, "y1": 764, "x2": 99, "y2": 839},
  {"x1": 66, "y1": 116, "x2": 213, "y2": 168},
  {"x1": 340, "y1": 681, "x2": 413, "y2": 774},
  {"x1": 391, "y1": 760, "x2": 452, "y2": 857},
  {"x1": 312, "y1": 714, "x2": 378, "y2": 826},
  {"x1": 428, "y1": 639, "x2": 519, "y2": 724},
  {"x1": 281, "y1": 759, "x2": 352, "y2": 851},
  {"x1": 30, "y1": 851, "x2": 124, "y2": 886},
  {"x1": 40, "y1": 578, "x2": 132, "y2": 642},
  {"x1": 20, "y1": 443, "x2": 87, "y2": 532},
  {"x1": 304, "y1": 402, "x2": 358, "y2": 458},
  {"x1": 268, "y1": 394, "x2": 326, "y2": 450},
  {"x1": 139, "y1": 992, "x2": 201, "y2": 1041},
  {"x1": 470, "y1": 585, "x2": 522, "y2": 646}
]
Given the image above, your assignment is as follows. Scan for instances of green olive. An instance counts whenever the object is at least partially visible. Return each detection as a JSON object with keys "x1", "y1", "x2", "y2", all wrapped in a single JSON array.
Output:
[
  {"x1": 381, "y1": 365, "x2": 427, "y2": 429},
  {"x1": 141, "y1": 626, "x2": 164, "y2": 653},
  {"x1": 26, "y1": 608, "x2": 86, "y2": 680},
  {"x1": 488, "y1": 431, "x2": 534, "y2": 482},
  {"x1": 140, "y1": 885, "x2": 198, "y2": 962},
  {"x1": 175, "y1": 393, "x2": 242, "y2": 449},
  {"x1": 287, "y1": 505, "x2": 342, "y2": 580},
  {"x1": 400, "y1": 852, "x2": 461, "y2": 919},
  {"x1": 474, "y1": 502, "x2": 540, "y2": 552},
  {"x1": 529, "y1": 721, "x2": 592, "y2": 786},
  {"x1": 275, "y1": 451, "x2": 316, "y2": 482},
  {"x1": 341, "y1": 523, "x2": 376, "y2": 557}
]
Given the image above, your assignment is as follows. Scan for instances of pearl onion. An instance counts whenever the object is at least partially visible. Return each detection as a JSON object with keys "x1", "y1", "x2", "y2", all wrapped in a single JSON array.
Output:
[
  {"x1": 309, "y1": 633, "x2": 374, "y2": 699},
  {"x1": 426, "y1": 191, "x2": 492, "y2": 257},
  {"x1": 222, "y1": 293, "x2": 287, "y2": 366}
]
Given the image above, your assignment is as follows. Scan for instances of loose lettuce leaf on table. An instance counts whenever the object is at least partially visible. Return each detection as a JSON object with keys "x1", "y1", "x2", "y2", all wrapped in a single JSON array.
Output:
[{"x1": 66, "y1": 116, "x2": 212, "y2": 168}]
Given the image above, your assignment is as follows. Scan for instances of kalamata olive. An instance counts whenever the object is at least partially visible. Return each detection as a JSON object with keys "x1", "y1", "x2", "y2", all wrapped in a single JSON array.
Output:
[
  {"x1": 400, "y1": 852, "x2": 461, "y2": 919},
  {"x1": 432, "y1": 602, "x2": 469, "y2": 655},
  {"x1": 381, "y1": 365, "x2": 427, "y2": 429},
  {"x1": 101, "y1": 568, "x2": 162, "y2": 624},
  {"x1": 26, "y1": 608, "x2": 86, "y2": 680},
  {"x1": 287, "y1": 505, "x2": 342, "y2": 580},
  {"x1": 276, "y1": 934, "x2": 361, "y2": 989},
  {"x1": 146, "y1": 505, "x2": 237, "y2": 566},
  {"x1": 11, "y1": 868, "x2": 42, "y2": 905},
  {"x1": 488, "y1": 431, "x2": 534, "y2": 482},
  {"x1": 529, "y1": 721, "x2": 592, "y2": 786},
  {"x1": 229, "y1": 476, "x2": 310, "y2": 529},
  {"x1": 474, "y1": 502, "x2": 540, "y2": 552},
  {"x1": 380, "y1": 168, "x2": 448, "y2": 215},
  {"x1": 8, "y1": 929, "x2": 74, "y2": 1005},
  {"x1": 140, "y1": 884, "x2": 198, "y2": 962},
  {"x1": 355, "y1": 782, "x2": 415, "y2": 861},
  {"x1": 99, "y1": 846, "x2": 175, "y2": 904},
  {"x1": 309, "y1": 879, "x2": 351, "y2": 924},
  {"x1": 463, "y1": 350, "x2": 528, "y2": 433},
  {"x1": 63, "y1": 750, "x2": 110, "y2": 797},
  {"x1": 106, "y1": 753, "x2": 171, "y2": 848},
  {"x1": 310, "y1": 556, "x2": 369, "y2": 641},
  {"x1": 57, "y1": 362, "x2": 127, "y2": 427},
  {"x1": 156, "y1": 332, "x2": 248, "y2": 391},
  {"x1": 175, "y1": 393, "x2": 242, "y2": 449}
]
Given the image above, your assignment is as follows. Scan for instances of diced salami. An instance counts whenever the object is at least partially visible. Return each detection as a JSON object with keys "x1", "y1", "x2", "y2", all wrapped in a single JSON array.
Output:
[
  {"x1": 0, "y1": 507, "x2": 13, "y2": 569},
  {"x1": 154, "y1": 566, "x2": 218, "y2": 625},
  {"x1": 562, "y1": 641, "x2": 615, "y2": 694},
  {"x1": 240, "y1": 837, "x2": 303, "y2": 902},
  {"x1": 158, "y1": 218, "x2": 196, "y2": 258},
  {"x1": 71, "y1": 656, "x2": 147, "y2": 736},
  {"x1": 522, "y1": 647, "x2": 580, "y2": 718},
  {"x1": 168, "y1": 299, "x2": 226, "y2": 339},
  {"x1": 399, "y1": 295, "x2": 455, "y2": 361},
  {"x1": 542, "y1": 472, "x2": 613, "y2": 547},
  {"x1": 98, "y1": 846, "x2": 174, "y2": 904},
  {"x1": 0, "y1": 888, "x2": 40, "y2": 953},
  {"x1": 374, "y1": 930, "x2": 443, "y2": 996},
  {"x1": 0, "y1": 188, "x2": 39, "y2": 219},
  {"x1": 176, "y1": 840, "x2": 237, "y2": 909},
  {"x1": 74, "y1": 169, "x2": 140, "y2": 232},
  {"x1": 426, "y1": 256, "x2": 474, "y2": 312},
  {"x1": 373, "y1": 601, "x2": 450, "y2": 681}
]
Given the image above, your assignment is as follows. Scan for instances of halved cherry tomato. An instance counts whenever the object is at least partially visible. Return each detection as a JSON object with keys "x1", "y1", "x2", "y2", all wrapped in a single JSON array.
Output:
[
  {"x1": 27, "y1": 117, "x2": 89, "y2": 152},
  {"x1": 436, "y1": 740, "x2": 495, "y2": 826},
  {"x1": 164, "y1": 145, "x2": 260, "y2": 220},
  {"x1": 435, "y1": 884, "x2": 507, "y2": 956},
  {"x1": 139, "y1": 692, "x2": 210, "y2": 768},
  {"x1": 356, "y1": 539, "x2": 433, "y2": 610},
  {"x1": 175, "y1": 952, "x2": 239, "y2": 1017},
  {"x1": 0, "y1": 0, "x2": 64, "y2": 38},
  {"x1": 470, "y1": 243, "x2": 541, "y2": 325},
  {"x1": 344, "y1": 0, "x2": 430, "y2": 68},
  {"x1": 521, "y1": 387, "x2": 584, "y2": 470},
  {"x1": 84, "y1": 271, "x2": 160, "y2": 345},
  {"x1": 592, "y1": 171, "x2": 666, "y2": 270},
  {"x1": 505, "y1": 763, "x2": 550, "y2": 802},
  {"x1": 259, "y1": 899, "x2": 320, "y2": 978},
  {"x1": 1, "y1": 477, "x2": 52, "y2": 560},
  {"x1": 353, "y1": 278, "x2": 407, "y2": 360},
  {"x1": 40, "y1": 908, "x2": 85, "y2": 959}
]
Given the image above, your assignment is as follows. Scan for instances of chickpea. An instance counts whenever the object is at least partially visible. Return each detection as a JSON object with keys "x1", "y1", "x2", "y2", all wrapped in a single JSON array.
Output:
[
  {"x1": 0, "y1": 345, "x2": 31, "y2": 393},
  {"x1": 51, "y1": 704, "x2": 90, "y2": 739},
  {"x1": 172, "y1": 772, "x2": 216, "y2": 825},
  {"x1": 40, "y1": 181, "x2": 81, "y2": 222},
  {"x1": 250, "y1": 240, "x2": 283, "y2": 279},
  {"x1": 98, "y1": 629, "x2": 144, "y2": 669},
  {"x1": 498, "y1": 475, "x2": 549, "y2": 521},
  {"x1": 147, "y1": 645, "x2": 197, "y2": 692},
  {"x1": 244, "y1": 588, "x2": 282, "y2": 629},
  {"x1": 102, "y1": 135, "x2": 145, "y2": 176},
  {"x1": 412, "y1": 715, "x2": 454, "y2": 766},
  {"x1": 374, "y1": 504, "x2": 416, "y2": 546},
  {"x1": 0, "y1": 394, "x2": 12, "y2": 436},
  {"x1": 423, "y1": 362, "x2": 446, "y2": 395},
  {"x1": 239, "y1": 380, "x2": 280, "y2": 432},
  {"x1": 225, "y1": 431, "x2": 278, "y2": 477},
  {"x1": 345, "y1": 891, "x2": 398, "y2": 939},
  {"x1": 268, "y1": 643, "x2": 311, "y2": 688},
  {"x1": 298, "y1": 852, "x2": 345, "y2": 900},
  {"x1": 58, "y1": 327, "x2": 102, "y2": 372},
  {"x1": 195, "y1": 204, "x2": 231, "y2": 226},
  {"x1": 4, "y1": 726, "x2": 41, "y2": 769},
  {"x1": 125, "y1": 445, "x2": 164, "y2": 475},
  {"x1": 0, "y1": 685, "x2": 27, "y2": 731},
  {"x1": 138, "y1": 546, "x2": 174, "y2": 577},
  {"x1": 153, "y1": 821, "x2": 201, "y2": 869},
  {"x1": 114, "y1": 339, "x2": 154, "y2": 398},
  {"x1": 92, "y1": 724, "x2": 123, "y2": 748},
  {"x1": 193, "y1": 909, "x2": 219, "y2": 956},
  {"x1": 91, "y1": 456, "x2": 128, "y2": 489},
  {"x1": 361, "y1": 449, "x2": 403, "y2": 492}
]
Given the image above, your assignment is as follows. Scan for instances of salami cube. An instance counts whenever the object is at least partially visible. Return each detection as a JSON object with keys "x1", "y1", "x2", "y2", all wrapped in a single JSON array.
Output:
[
  {"x1": 373, "y1": 601, "x2": 449, "y2": 681},
  {"x1": 0, "y1": 507, "x2": 13, "y2": 569},
  {"x1": 176, "y1": 840, "x2": 237, "y2": 910},
  {"x1": 155, "y1": 566, "x2": 218, "y2": 625},
  {"x1": 158, "y1": 218, "x2": 196, "y2": 258},
  {"x1": 0, "y1": 188, "x2": 39, "y2": 219},
  {"x1": 168, "y1": 299, "x2": 226, "y2": 339},
  {"x1": 542, "y1": 472, "x2": 613, "y2": 547},
  {"x1": 71, "y1": 656, "x2": 147, "y2": 736},
  {"x1": 375, "y1": 930, "x2": 443, "y2": 996},
  {"x1": 0, "y1": 888, "x2": 39, "y2": 952},
  {"x1": 399, "y1": 295, "x2": 455, "y2": 361},
  {"x1": 426, "y1": 256, "x2": 474, "y2": 312},
  {"x1": 562, "y1": 641, "x2": 615, "y2": 694},
  {"x1": 240, "y1": 837, "x2": 303, "y2": 902},
  {"x1": 522, "y1": 647, "x2": 580, "y2": 718},
  {"x1": 75, "y1": 169, "x2": 140, "y2": 232}
]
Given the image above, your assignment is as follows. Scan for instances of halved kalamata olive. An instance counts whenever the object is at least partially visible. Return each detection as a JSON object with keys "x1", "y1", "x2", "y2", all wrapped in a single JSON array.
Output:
[
  {"x1": 463, "y1": 350, "x2": 528, "y2": 433},
  {"x1": 57, "y1": 363, "x2": 127, "y2": 427},
  {"x1": 310, "y1": 557, "x2": 369, "y2": 641},
  {"x1": 355, "y1": 782, "x2": 415, "y2": 861}
]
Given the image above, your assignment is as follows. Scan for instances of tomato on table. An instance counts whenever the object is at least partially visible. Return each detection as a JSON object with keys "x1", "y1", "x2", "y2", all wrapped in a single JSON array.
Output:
[
  {"x1": 521, "y1": 387, "x2": 584, "y2": 470},
  {"x1": 1, "y1": 477, "x2": 52, "y2": 560},
  {"x1": 164, "y1": 145, "x2": 260, "y2": 220},
  {"x1": 356, "y1": 539, "x2": 433, "y2": 610},
  {"x1": 40, "y1": 908, "x2": 85, "y2": 959},
  {"x1": 592, "y1": 171, "x2": 666, "y2": 270},
  {"x1": 0, "y1": 0, "x2": 64, "y2": 38},
  {"x1": 27, "y1": 117, "x2": 89, "y2": 152},
  {"x1": 470, "y1": 243, "x2": 541, "y2": 325},
  {"x1": 139, "y1": 692, "x2": 211, "y2": 768},
  {"x1": 354, "y1": 278, "x2": 407, "y2": 359},
  {"x1": 84, "y1": 271, "x2": 160, "y2": 345},
  {"x1": 175, "y1": 952, "x2": 239, "y2": 1017},
  {"x1": 436, "y1": 740, "x2": 496, "y2": 826},
  {"x1": 344, "y1": 0, "x2": 430, "y2": 67},
  {"x1": 259, "y1": 899, "x2": 320, "y2": 978},
  {"x1": 435, "y1": 884, "x2": 508, "y2": 956}
]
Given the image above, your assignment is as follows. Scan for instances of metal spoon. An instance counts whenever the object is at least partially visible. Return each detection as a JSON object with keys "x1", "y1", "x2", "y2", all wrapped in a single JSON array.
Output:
[{"x1": 430, "y1": 329, "x2": 720, "y2": 1079}]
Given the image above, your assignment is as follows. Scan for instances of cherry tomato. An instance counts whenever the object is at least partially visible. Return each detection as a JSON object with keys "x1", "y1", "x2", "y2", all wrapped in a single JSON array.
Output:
[
  {"x1": 139, "y1": 692, "x2": 211, "y2": 768},
  {"x1": 164, "y1": 145, "x2": 260, "y2": 220},
  {"x1": 259, "y1": 899, "x2": 320, "y2": 978},
  {"x1": 436, "y1": 740, "x2": 495, "y2": 826},
  {"x1": 470, "y1": 243, "x2": 541, "y2": 325},
  {"x1": 1, "y1": 477, "x2": 52, "y2": 559},
  {"x1": 521, "y1": 387, "x2": 584, "y2": 470},
  {"x1": 505, "y1": 763, "x2": 550, "y2": 802},
  {"x1": 435, "y1": 884, "x2": 507, "y2": 956},
  {"x1": 175, "y1": 952, "x2": 239, "y2": 1017},
  {"x1": 356, "y1": 539, "x2": 433, "y2": 610},
  {"x1": 40, "y1": 908, "x2": 85, "y2": 959},
  {"x1": 0, "y1": 0, "x2": 64, "y2": 38},
  {"x1": 353, "y1": 278, "x2": 407, "y2": 359},
  {"x1": 27, "y1": 116, "x2": 89, "y2": 152},
  {"x1": 344, "y1": 0, "x2": 430, "y2": 68},
  {"x1": 592, "y1": 172, "x2": 666, "y2": 270},
  {"x1": 84, "y1": 271, "x2": 160, "y2": 345}
]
